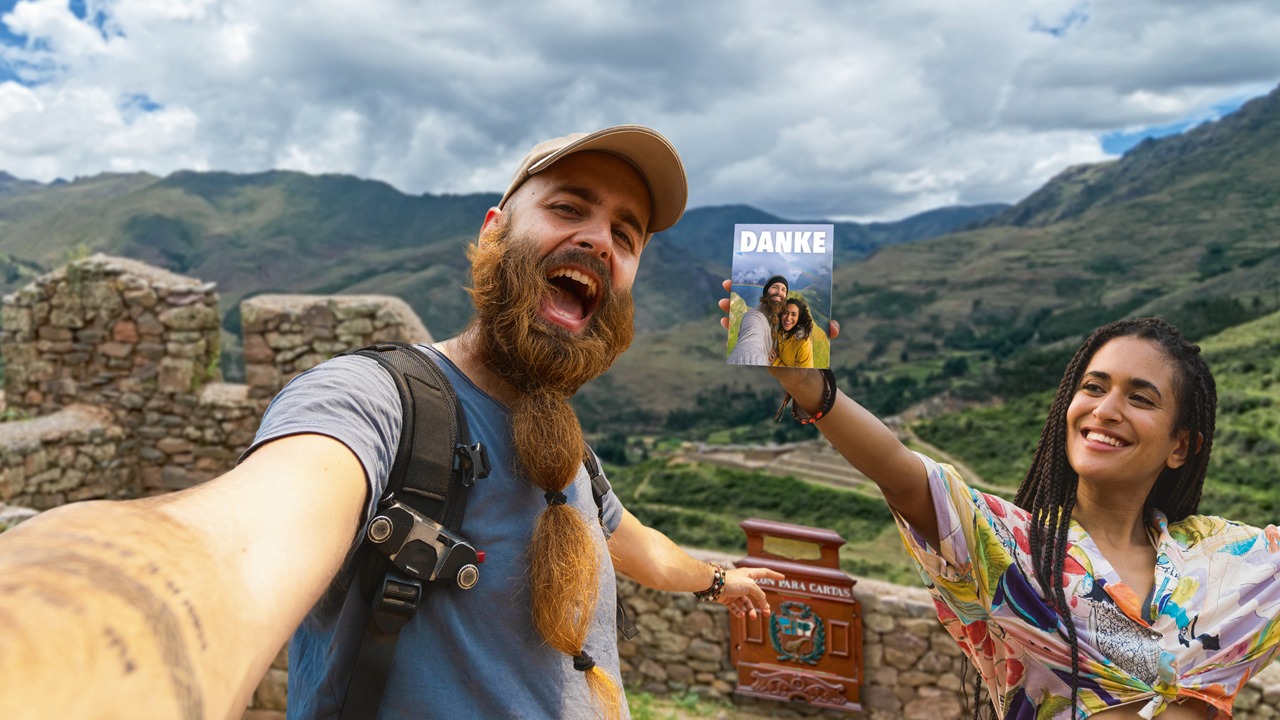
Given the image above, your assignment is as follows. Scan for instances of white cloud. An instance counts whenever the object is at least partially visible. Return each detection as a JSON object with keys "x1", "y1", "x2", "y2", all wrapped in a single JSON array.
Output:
[{"x1": 0, "y1": 0, "x2": 1276, "y2": 220}]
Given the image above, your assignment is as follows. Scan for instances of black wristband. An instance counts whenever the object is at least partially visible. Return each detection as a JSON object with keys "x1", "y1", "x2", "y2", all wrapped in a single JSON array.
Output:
[{"x1": 792, "y1": 369, "x2": 837, "y2": 425}]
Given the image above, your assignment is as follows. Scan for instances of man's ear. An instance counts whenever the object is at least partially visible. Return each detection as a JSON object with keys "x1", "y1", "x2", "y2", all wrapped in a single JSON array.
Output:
[
  {"x1": 479, "y1": 207, "x2": 504, "y2": 240},
  {"x1": 1167, "y1": 429, "x2": 1191, "y2": 469}
]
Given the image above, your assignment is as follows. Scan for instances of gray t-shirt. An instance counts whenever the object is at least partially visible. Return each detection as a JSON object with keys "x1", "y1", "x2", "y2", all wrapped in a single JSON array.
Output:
[
  {"x1": 727, "y1": 307, "x2": 773, "y2": 365},
  {"x1": 243, "y1": 345, "x2": 627, "y2": 719}
]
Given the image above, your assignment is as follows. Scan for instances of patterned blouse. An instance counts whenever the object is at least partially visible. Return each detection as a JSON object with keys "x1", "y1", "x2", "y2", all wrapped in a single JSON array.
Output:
[{"x1": 892, "y1": 455, "x2": 1280, "y2": 719}]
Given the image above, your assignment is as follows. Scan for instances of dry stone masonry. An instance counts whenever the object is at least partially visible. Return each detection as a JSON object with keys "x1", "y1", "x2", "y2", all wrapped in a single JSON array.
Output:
[{"x1": 3, "y1": 255, "x2": 1279, "y2": 719}]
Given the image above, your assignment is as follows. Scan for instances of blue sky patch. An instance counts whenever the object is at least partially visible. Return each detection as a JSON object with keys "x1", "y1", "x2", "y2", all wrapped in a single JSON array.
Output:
[
  {"x1": 1101, "y1": 96, "x2": 1250, "y2": 155},
  {"x1": 121, "y1": 92, "x2": 163, "y2": 120},
  {"x1": 1031, "y1": 4, "x2": 1090, "y2": 38}
]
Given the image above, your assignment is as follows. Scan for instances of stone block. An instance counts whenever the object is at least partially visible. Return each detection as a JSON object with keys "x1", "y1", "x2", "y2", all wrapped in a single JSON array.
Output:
[
  {"x1": 38, "y1": 325, "x2": 72, "y2": 341},
  {"x1": 136, "y1": 313, "x2": 165, "y2": 336},
  {"x1": 156, "y1": 437, "x2": 194, "y2": 455},
  {"x1": 158, "y1": 358, "x2": 195, "y2": 393},
  {"x1": 49, "y1": 307, "x2": 84, "y2": 329},
  {"x1": 904, "y1": 687, "x2": 962, "y2": 720},
  {"x1": 864, "y1": 612, "x2": 896, "y2": 634},
  {"x1": 686, "y1": 638, "x2": 723, "y2": 663},
  {"x1": 99, "y1": 342, "x2": 134, "y2": 358},
  {"x1": 862, "y1": 685, "x2": 901, "y2": 713},
  {"x1": 639, "y1": 659, "x2": 667, "y2": 681},
  {"x1": 158, "y1": 305, "x2": 218, "y2": 331},
  {"x1": 162, "y1": 465, "x2": 193, "y2": 490},
  {"x1": 1, "y1": 305, "x2": 32, "y2": 333},
  {"x1": 81, "y1": 281, "x2": 124, "y2": 319},
  {"x1": 243, "y1": 334, "x2": 274, "y2": 363},
  {"x1": 245, "y1": 364, "x2": 282, "y2": 391},
  {"x1": 166, "y1": 339, "x2": 208, "y2": 358},
  {"x1": 265, "y1": 332, "x2": 305, "y2": 350},
  {"x1": 122, "y1": 287, "x2": 158, "y2": 309},
  {"x1": 337, "y1": 318, "x2": 374, "y2": 336}
]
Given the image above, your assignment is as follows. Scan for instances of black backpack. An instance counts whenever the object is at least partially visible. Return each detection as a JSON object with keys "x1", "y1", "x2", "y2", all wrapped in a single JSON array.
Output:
[{"x1": 334, "y1": 342, "x2": 632, "y2": 720}]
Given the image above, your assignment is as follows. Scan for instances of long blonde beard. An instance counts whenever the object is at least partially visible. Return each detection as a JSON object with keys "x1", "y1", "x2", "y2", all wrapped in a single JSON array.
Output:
[{"x1": 465, "y1": 220, "x2": 631, "y2": 718}]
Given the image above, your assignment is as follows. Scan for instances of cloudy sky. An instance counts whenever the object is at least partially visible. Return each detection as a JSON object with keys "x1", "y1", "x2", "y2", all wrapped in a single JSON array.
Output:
[{"x1": 1, "y1": 0, "x2": 1278, "y2": 222}]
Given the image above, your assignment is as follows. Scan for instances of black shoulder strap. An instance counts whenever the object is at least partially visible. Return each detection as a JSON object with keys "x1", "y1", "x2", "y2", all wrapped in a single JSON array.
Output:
[
  {"x1": 338, "y1": 342, "x2": 488, "y2": 720},
  {"x1": 355, "y1": 342, "x2": 486, "y2": 529},
  {"x1": 583, "y1": 449, "x2": 609, "y2": 527},
  {"x1": 582, "y1": 448, "x2": 638, "y2": 640}
]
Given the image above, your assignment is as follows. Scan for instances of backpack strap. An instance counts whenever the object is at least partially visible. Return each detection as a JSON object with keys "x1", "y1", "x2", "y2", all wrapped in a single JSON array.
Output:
[
  {"x1": 583, "y1": 449, "x2": 609, "y2": 528},
  {"x1": 338, "y1": 342, "x2": 489, "y2": 720},
  {"x1": 582, "y1": 448, "x2": 638, "y2": 640}
]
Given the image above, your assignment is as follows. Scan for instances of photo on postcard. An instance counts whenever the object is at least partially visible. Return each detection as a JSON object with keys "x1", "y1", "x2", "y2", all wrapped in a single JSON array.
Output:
[{"x1": 726, "y1": 223, "x2": 834, "y2": 369}]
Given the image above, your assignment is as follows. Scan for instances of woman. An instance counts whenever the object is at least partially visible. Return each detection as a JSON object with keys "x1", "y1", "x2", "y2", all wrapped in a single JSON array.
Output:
[
  {"x1": 720, "y1": 285, "x2": 1280, "y2": 719},
  {"x1": 772, "y1": 297, "x2": 815, "y2": 368}
]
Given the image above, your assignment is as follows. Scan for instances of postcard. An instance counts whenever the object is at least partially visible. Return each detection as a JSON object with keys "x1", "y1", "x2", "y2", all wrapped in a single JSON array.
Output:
[{"x1": 726, "y1": 223, "x2": 834, "y2": 369}]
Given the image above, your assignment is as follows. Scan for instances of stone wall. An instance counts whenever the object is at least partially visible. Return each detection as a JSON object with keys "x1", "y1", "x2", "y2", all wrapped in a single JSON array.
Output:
[
  {"x1": 0, "y1": 404, "x2": 126, "y2": 510},
  {"x1": 616, "y1": 557, "x2": 965, "y2": 720},
  {"x1": 2, "y1": 255, "x2": 1279, "y2": 719},
  {"x1": 240, "y1": 294, "x2": 431, "y2": 399}
]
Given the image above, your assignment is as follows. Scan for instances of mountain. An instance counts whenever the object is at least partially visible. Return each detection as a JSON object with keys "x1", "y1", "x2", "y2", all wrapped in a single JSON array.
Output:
[
  {"x1": 989, "y1": 89, "x2": 1280, "y2": 229},
  {"x1": 0, "y1": 168, "x2": 1003, "y2": 344},
  {"x1": 0, "y1": 171, "x2": 44, "y2": 198},
  {"x1": 588, "y1": 84, "x2": 1280, "y2": 428},
  {"x1": 3, "y1": 84, "x2": 1278, "y2": 432}
]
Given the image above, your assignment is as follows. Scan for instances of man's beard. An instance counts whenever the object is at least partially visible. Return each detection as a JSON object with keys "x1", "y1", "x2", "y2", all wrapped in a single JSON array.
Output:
[
  {"x1": 759, "y1": 294, "x2": 785, "y2": 321},
  {"x1": 467, "y1": 222, "x2": 635, "y2": 398},
  {"x1": 466, "y1": 220, "x2": 635, "y2": 709}
]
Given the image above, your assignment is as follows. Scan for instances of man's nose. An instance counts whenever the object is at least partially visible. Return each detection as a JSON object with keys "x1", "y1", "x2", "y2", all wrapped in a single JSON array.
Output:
[{"x1": 575, "y1": 218, "x2": 612, "y2": 260}]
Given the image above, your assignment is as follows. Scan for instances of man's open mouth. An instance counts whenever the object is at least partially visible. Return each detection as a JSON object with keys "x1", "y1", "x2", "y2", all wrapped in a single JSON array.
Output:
[{"x1": 543, "y1": 265, "x2": 601, "y2": 328}]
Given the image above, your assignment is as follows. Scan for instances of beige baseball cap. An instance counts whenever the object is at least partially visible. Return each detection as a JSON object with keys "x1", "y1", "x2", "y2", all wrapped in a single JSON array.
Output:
[{"x1": 498, "y1": 125, "x2": 688, "y2": 234}]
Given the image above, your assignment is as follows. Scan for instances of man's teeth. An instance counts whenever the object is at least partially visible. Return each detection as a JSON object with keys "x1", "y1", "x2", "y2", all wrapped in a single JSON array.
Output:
[
  {"x1": 549, "y1": 268, "x2": 597, "y2": 298},
  {"x1": 1086, "y1": 431, "x2": 1126, "y2": 447}
]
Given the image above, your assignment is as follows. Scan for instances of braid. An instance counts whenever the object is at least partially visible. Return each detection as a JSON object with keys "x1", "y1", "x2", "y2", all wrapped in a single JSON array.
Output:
[{"x1": 1011, "y1": 317, "x2": 1217, "y2": 716}]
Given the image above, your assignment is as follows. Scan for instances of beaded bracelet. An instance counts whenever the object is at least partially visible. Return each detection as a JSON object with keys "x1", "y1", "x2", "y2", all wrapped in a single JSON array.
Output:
[
  {"x1": 693, "y1": 563, "x2": 725, "y2": 603},
  {"x1": 791, "y1": 369, "x2": 837, "y2": 425}
]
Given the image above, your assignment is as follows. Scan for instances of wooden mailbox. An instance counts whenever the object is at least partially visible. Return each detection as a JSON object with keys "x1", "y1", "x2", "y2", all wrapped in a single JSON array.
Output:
[{"x1": 730, "y1": 518, "x2": 862, "y2": 712}]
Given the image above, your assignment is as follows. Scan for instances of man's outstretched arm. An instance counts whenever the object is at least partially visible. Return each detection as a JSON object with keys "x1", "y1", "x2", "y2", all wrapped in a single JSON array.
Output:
[
  {"x1": 608, "y1": 509, "x2": 783, "y2": 618},
  {"x1": 0, "y1": 433, "x2": 367, "y2": 720}
]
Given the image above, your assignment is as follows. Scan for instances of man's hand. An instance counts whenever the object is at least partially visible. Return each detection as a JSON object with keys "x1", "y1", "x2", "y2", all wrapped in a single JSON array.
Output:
[
  {"x1": 719, "y1": 566, "x2": 785, "y2": 619},
  {"x1": 610, "y1": 511, "x2": 784, "y2": 617}
]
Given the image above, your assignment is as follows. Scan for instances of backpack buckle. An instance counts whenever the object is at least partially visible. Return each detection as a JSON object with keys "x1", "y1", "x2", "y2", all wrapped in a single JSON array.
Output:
[
  {"x1": 371, "y1": 572, "x2": 422, "y2": 634},
  {"x1": 455, "y1": 442, "x2": 490, "y2": 485}
]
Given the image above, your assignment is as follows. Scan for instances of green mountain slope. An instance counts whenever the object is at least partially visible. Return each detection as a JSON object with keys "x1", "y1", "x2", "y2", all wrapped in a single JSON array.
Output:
[
  {"x1": 0, "y1": 167, "x2": 1001, "y2": 345},
  {"x1": 819, "y1": 85, "x2": 1280, "y2": 406}
]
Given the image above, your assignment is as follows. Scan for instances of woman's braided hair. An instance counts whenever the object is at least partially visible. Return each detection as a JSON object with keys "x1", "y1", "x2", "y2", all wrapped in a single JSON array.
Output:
[{"x1": 989, "y1": 317, "x2": 1216, "y2": 715}]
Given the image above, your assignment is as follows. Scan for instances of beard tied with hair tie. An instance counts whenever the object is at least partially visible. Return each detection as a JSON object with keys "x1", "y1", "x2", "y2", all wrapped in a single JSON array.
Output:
[{"x1": 464, "y1": 219, "x2": 635, "y2": 720}]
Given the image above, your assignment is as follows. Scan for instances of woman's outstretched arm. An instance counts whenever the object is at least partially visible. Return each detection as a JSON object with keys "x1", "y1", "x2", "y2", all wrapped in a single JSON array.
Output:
[{"x1": 720, "y1": 280, "x2": 937, "y2": 544}]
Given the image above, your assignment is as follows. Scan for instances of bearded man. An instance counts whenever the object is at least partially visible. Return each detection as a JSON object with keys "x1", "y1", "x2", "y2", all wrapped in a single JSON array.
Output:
[
  {"x1": 727, "y1": 274, "x2": 788, "y2": 365},
  {"x1": 0, "y1": 126, "x2": 781, "y2": 720}
]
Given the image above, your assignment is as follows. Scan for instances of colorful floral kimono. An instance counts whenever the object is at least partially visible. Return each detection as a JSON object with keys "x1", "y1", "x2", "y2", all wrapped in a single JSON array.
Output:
[{"x1": 892, "y1": 455, "x2": 1280, "y2": 718}]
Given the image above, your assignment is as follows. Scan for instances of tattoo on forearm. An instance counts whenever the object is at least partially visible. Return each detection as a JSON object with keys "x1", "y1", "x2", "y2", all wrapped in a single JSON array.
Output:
[{"x1": 11, "y1": 541, "x2": 205, "y2": 720}]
